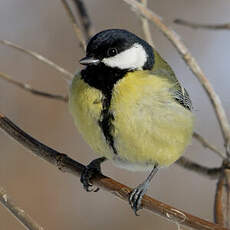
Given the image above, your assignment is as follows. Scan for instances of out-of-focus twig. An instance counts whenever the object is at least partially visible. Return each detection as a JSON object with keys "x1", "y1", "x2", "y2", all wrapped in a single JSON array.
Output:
[
  {"x1": 0, "y1": 113, "x2": 228, "y2": 230},
  {"x1": 0, "y1": 72, "x2": 68, "y2": 102},
  {"x1": 61, "y1": 0, "x2": 86, "y2": 50},
  {"x1": 71, "y1": 0, "x2": 95, "y2": 40},
  {"x1": 174, "y1": 19, "x2": 230, "y2": 31},
  {"x1": 176, "y1": 157, "x2": 221, "y2": 180},
  {"x1": 139, "y1": 0, "x2": 155, "y2": 48},
  {"x1": 0, "y1": 187, "x2": 44, "y2": 230},
  {"x1": 214, "y1": 164, "x2": 230, "y2": 228},
  {"x1": 123, "y1": 0, "x2": 230, "y2": 158},
  {"x1": 0, "y1": 40, "x2": 73, "y2": 81},
  {"x1": 193, "y1": 132, "x2": 226, "y2": 159},
  {"x1": 215, "y1": 173, "x2": 225, "y2": 226}
]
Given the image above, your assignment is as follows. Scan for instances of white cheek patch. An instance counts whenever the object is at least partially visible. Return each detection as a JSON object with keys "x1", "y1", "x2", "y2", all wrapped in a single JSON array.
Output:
[{"x1": 102, "y1": 43, "x2": 147, "y2": 70}]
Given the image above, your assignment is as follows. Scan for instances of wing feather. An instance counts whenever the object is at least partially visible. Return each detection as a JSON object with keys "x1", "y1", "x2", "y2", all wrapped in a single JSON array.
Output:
[{"x1": 150, "y1": 50, "x2": 192, "y2": 110}]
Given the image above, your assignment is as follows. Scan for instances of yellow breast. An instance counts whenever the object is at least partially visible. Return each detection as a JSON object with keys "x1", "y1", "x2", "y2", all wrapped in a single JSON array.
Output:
[{"x1": 69, "y1": 73, "x2": 113, "y2": 158}]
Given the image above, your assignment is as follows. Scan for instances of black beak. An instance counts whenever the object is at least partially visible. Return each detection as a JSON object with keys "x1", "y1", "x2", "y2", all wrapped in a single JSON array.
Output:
[{"x1": 79, "y1": 56, "x2": 100, "y2": 66}]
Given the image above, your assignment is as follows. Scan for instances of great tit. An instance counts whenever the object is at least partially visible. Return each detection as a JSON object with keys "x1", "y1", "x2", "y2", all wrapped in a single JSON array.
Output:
[{"x1": 69, "y1": 29, "x2": 194, "y2": 214}]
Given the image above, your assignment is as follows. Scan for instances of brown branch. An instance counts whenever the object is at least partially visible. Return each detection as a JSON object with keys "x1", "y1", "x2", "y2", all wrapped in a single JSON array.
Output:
[
  {"x1": 215, "y1": 173, "x2": 225, "y2": 226},
  {"x1": 193, "y1": 132, "x2": 226, "y2": 159},
  {"x1": 61, "y1": 0, "x2": 86, "y2": 50},
  {"x1": 174, "y1": 19, "x2": 230, "y2": 31},
  {"x1": 139, "y1": 0, "x2": 155, "y2": 48},
  {"x1": 214, "y1": 162, "x2": 230, "y2": 228},
  {"x1": 123, "y1": 0, "x2": 230, "y2": 158},
  {"x1": 0, "y1": 187, "x2": 44, "y2": 230},
  {"x1": 71, "y1": 0, "x2": 95, "y2": 40},
  {"x1": 0, "y1": 72, "x2": 68, "y2": 102},
  {"x1": 0, "y1": 113, "x2": 227, "y2": 230},
  {"x1": 0, "y1": 40, "x2": 73, "y2": 80}
]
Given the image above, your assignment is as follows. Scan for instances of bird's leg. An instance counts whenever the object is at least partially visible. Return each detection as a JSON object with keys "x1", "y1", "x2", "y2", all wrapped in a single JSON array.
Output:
[
  {"x1": 80, "y1": 157, "x2": 106, "y2": 192},
  {"x1": 129, "y1": 164, "x2": 159, "y2": 215}
]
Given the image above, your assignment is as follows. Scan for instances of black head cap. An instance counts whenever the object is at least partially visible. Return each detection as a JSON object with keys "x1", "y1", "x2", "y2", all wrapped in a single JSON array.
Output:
[{"x1": 82, "y1": 29, "x2": 154, "y2": 70}]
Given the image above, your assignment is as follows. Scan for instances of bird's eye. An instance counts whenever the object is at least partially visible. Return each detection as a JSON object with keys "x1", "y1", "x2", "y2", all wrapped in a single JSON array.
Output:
[{"x1": 107, "y1": 48, "x2": 118, "y2": 57}]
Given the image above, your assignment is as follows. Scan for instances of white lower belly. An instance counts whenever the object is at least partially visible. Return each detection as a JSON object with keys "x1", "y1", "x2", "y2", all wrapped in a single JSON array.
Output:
[{"x1": 112, "y1": 155, "x2": 157, "y2": 171}]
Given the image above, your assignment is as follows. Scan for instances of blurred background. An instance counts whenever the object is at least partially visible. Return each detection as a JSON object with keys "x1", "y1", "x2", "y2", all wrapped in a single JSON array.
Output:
[{"x1": 0, "y1": 0, "x2": 230, "y2": 229}]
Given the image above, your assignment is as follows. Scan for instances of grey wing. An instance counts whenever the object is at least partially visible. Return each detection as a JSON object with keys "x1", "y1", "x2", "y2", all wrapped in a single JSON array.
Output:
[
  {"x1": 173, "y1": 83, "x2": 192, "y2": 110},
  {"x1": 150, "y1": 65, "x2": 192, "y2": 110}
]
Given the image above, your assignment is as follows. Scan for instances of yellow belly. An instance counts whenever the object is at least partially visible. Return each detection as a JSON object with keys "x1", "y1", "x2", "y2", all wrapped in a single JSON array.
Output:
[{"x1": 69, "y1": 71, "x2": 194, "y2": 169}]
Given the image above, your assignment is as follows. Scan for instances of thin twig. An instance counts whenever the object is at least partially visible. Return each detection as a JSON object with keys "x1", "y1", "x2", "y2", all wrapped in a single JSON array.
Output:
[
  {"x1": 174, "y1": 19, "x2": 230, "y2": 31},
  {"x1": 0, "y1": 187, "x2": 44, "y2": 230},
  {"x1": 61, "y1": 0, "x2": 86, "y2": 50},
  {"x1": 176, "y1": 157, "x2": 221, "y2": 180},
  {"x1": 0, "y1": 72, "x2": 68, "y2": 102},
  {"x1": 71, "y1": 0, "x2": 95, "y2": 39},
  {"x1": 193, "y1": 132, "x2": 226, "y2": 159},
  {"x1": 139, "y1": 0, "x2": 155, "y2": 48},
  {"x1": 0, "y1": 40, "x2": 73, "y2": 81},
  {"x1": 123, "y1": 0, "x2": 230, "y2": 158},
  {"x1": 0, "y1": 113, "x2": 227, "y2": 230}
]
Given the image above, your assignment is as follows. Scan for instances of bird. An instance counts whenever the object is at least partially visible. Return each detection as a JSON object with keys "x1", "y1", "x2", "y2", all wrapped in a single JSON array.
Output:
[{"x1": 69, "y1": 29, "x2": 194, "y2": 215}]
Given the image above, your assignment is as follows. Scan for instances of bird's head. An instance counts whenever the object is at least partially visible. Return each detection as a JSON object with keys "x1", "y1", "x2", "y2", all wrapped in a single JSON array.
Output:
[{"x1": 79, "y1": 29, "x2": 154, "y2": 71}]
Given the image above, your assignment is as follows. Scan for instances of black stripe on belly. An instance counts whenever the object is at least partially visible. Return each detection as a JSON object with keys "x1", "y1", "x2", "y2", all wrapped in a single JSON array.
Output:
[
  {"x1": 81, "y1": 64, "x2": 127, "y2": 154},
  {"x1": 98, "y1": 95, "x2": 118, "y2": 154}
]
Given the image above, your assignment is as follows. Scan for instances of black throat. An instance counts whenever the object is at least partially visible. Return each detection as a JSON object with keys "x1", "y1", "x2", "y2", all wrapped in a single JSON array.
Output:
[{"x1": 81, "y1": 64, "x2": 127, "y2": 155}]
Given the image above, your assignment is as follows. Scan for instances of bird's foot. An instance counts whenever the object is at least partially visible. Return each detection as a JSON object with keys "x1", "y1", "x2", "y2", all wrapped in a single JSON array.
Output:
[
  {"x1": 80, "y1": 157, "x2": 106, "y2": 192},
  {"x1": 129, "y1": 182, "x2": 149, "y2": 216}
]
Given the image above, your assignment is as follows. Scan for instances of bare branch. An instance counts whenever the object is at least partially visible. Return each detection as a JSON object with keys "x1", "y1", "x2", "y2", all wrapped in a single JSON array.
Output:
[
  {"x1": 123, "y1": 0, "x2": 230, "y2": 158},
  {"x1": 193, "y1": 132, "x2": 226, "y2": 159},
  {"x1": 0, "y1": 40, "x2": 73, "y2": 81},
  {"x1": 0, "y1": 113, "x2": 227, "y2": 230},
  {"x1": 0, "y1": 187, "x2": 44, "y2": 230},
  {"x1": 0, "y1": 72, "x2": 68, "y2": 102},
  {"x1": 214, "y1": 164, "x2": 230, "y2": 228},
  {"x1": 61, "y1": 0, "x2": 87, "y2": 50},
  {"x1": 139, "y1": 0, "x2": 155, "y2": 48},
  {"x1": 71, "y1": 0, "x2": 95, "y2": 39},
  {"x1": 176, "y1": 157, "x2": 221, "y2": 180},
  {"x1": 174, "y1": 19, "x2": 230, "y2": 31}
]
